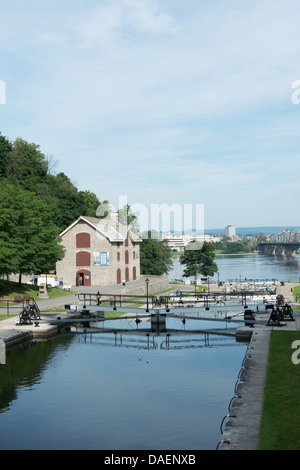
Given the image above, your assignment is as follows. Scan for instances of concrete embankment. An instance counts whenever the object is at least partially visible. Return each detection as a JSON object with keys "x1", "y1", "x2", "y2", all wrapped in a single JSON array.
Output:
[
  {"x1": 0, "y1": 312, "x2": 79, "y2": 354},
  {"x1": 218, "y1": 327, "x2": 271, "y2": 450},
  {"x1": 0, "y1": 291, "x2": 80, "y2": 349}
]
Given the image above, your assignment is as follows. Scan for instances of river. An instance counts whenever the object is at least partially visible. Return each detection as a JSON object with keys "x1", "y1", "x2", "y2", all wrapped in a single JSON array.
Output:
[{"x1": 169, "y1": 252, "x2": 300, "y2": 284}]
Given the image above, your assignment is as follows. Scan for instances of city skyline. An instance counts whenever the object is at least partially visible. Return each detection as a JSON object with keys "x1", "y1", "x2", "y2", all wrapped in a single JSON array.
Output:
[{"x1": 1, "y1": 1, "x2": 300, "y2": 229}]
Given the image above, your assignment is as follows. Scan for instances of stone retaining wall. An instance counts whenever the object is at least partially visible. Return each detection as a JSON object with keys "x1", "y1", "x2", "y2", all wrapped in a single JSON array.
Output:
[
  {"x1": 112, "y1": 275, "x2": 170, "y2": 297},
  {"x1": 218, "y1": 328, "x2": 271, "y2": 450}
]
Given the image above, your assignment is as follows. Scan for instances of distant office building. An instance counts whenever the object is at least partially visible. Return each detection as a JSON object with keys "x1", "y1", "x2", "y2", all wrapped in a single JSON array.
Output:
[
  {"x1": 162, "y1": 232, "x2": 220, "y2": 251},
  {"x1": 225, "y1": 225, "x2": 236, "y2": 239}
]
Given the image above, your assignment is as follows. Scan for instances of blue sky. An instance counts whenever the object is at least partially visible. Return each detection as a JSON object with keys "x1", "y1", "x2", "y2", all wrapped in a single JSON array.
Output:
[{"x1": 1, "y1": 0, "x2": 300, "y2": 230}]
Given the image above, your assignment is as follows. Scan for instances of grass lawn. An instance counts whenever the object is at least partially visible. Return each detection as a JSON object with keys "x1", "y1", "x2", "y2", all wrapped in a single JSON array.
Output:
[
  {"x1": 293, "y1": 285, "x2": 300, "y2": 301},
  {"x1": 0, "y1": 314, "x2": 17, "y2": 321},
  {"x1": 259, "y1": 330, "x2": 300, "y2": 450},
  {"x1": 0, "y1": 280, "x2": 75, "y2": 304}
]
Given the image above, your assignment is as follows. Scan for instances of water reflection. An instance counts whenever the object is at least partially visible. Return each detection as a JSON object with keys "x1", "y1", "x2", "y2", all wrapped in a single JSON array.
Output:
[
  {"x1": 0, "y1": 336, "x2": 74, "y2": 413},
  {"x1": 74, "y1": 329, "x2": 238, "y2": 351}
]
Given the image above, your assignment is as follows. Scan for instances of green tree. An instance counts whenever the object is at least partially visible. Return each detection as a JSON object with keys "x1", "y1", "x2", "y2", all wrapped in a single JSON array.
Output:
[
  {"x1": 214, "y1": 238, "x2": 253, "y2": 254},
  {"x1": 118, "y1": 204, "x2": 139, "y2": 233},
  {"x1": 0, "y1": 181, "x2": 64, "y2": 282},
  {"x1": 80, "y1": 190, "x2": 101, "y2": 217},
  {"x1": 158, "y1": 240, "x2": 173, "y2": 274},
  {"x1": 257, "y1": 234, "x2": 267, "y2": 243},
  {"x1": 0, "y1": 183, "x2": 23, "y2": 275},
  {"x1": 2, "y1": 136, "x2": 88, "y2": 231},
  {"x1": 96, "y1": 200, "x2": 112, "y2": 219},
  {"x1": 0, "y1": 133, "x2": 12, "y2": 178},
  {"x1": 180, "y1": 241, "x2": 218, "y2": 284},
  {"x1": 140, "y1": 232, "x2": 173, "y2": 275},
  {"x1": 45, "y1": 172, "x2": 87, "y2": 231},
  {"x1": 7, "y1": 137, "x2": 49, "y2": 191}
]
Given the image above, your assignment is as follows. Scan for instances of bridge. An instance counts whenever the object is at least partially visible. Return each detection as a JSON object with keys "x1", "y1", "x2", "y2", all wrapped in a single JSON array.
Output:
[
  {"x1": 256, "y1": 242, "x2": 300, "y2": 256},
  {"x1": 257, "y1": 229, "x2": 300, "y2": 256}
]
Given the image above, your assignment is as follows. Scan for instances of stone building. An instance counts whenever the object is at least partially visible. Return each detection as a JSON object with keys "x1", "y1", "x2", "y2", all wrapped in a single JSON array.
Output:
[{"x1": 56, "y1": 215, "x2": 142, "y2": 287}]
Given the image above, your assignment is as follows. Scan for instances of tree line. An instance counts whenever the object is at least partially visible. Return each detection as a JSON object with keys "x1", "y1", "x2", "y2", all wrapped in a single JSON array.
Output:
[
  {"x1": 214, "y1": 237, "x2": 255, "y2": 254},
  {"x1": 0, "y1": 134, "x2": 106, "y2": 282}
]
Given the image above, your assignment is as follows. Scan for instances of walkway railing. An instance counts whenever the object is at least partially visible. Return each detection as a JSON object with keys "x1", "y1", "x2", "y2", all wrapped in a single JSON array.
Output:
[
  {"x1": 0, "y1": 295, "x2": 33, "y2": 315},
  {"x1": 75, "y1": 289, "x2": 274, "y2": 312}
]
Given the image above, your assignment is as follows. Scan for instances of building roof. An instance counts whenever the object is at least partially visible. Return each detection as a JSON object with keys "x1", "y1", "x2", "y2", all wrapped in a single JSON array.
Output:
[{"x1": 60, "y1": 216, "x2": 142, "y2": 244}]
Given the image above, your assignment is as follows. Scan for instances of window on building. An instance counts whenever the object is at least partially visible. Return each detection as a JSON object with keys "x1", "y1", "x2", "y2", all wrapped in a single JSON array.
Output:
[
  {"x1": 76, "y1": 251, "x2": 91, "y2": 266},
  {"x1": 125, "y1": 250, "x2": 129, "y2": 264},
  {"x1": 76, "y1": 233, "x2": 90, "y2": 248}
]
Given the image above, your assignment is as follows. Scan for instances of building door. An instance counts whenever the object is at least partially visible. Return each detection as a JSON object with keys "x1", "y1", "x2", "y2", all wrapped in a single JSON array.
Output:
[
  {"x1": 125, "y1": 267, "x2": 129, "y2": 283},
  {"x1": 76, "y1": 270, "x2": 91, "y2": 287},
  {"x1": 117, "y1": 269, "x2": 121, "y2": 285}
]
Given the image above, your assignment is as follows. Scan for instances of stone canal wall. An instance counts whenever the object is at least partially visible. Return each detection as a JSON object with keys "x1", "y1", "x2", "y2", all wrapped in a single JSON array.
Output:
[
  {"x1": 116, "y1": 275, "x2": 170, "y2": 297},
  {"x1": 218, "y1": 328, "x2": 271, "y2": 450}
]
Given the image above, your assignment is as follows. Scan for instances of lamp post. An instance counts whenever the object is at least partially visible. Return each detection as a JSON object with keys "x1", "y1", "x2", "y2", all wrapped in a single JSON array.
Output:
[{"x1": 145, "y1": 278, "x2": 149, "y2": 312}]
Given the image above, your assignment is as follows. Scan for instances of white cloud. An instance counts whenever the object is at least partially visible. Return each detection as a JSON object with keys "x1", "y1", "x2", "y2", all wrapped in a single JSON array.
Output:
[
  {"x1": 123, "y1": 0, "x2": 175, "y2": 34},
  {"x1": 74, "y1": 0, "x2": 175, "y2": 53},
  {"x1": 74, "y1": 3, "x2": 123, "y2": 49}
]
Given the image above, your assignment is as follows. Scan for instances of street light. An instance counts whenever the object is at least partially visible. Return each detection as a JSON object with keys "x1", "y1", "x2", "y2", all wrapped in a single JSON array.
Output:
[{"x1": 145, "y1": 278, "x2": 149, "y2": 312}]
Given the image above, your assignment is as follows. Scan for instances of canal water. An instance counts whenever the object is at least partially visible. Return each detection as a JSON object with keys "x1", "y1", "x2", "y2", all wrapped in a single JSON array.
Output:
[
  {"x1": 0, "y1": 252, "x2": 298, "y2": 450},
  {"x1": 0, "y1": 317, "x2": 247, "y2": 450}
]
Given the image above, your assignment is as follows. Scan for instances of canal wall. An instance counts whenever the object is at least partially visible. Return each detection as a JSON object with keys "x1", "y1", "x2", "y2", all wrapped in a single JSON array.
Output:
[
  {"x1": 218, "y1": 328, "x2": 271, "y2": 450},
  {"x1": 0, "y1": 312, "x2": 79, "y2": 352},
  {"x1": 0, "y1": 329, "x2": 33, "y2": 350},
  {"x1": 114, "y1": 275, "x2": 170, "y2": 297},
  {"x1": 219, "y1": 305, "x2": 300, "y2": 450}
]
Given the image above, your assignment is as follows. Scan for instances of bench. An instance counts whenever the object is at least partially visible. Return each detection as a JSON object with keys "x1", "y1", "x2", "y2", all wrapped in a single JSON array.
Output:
[{"x1": 14, "y1": 294, "x2": 31, "y2": 303}]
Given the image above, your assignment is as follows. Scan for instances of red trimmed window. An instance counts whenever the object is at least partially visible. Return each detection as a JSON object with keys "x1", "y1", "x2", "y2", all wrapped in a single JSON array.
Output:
[
  {"x1": 76, "y1": 251, "x2": 91, "y2": 266},
  {"x1": 76, "y1": 233, "x2": 90, "y2": 248}
]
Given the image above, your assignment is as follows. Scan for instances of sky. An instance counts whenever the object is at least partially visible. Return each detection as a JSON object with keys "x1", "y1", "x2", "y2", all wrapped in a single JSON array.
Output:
[{"x1": 1, "y1": 0, "x2": 300, "y2": 232}]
